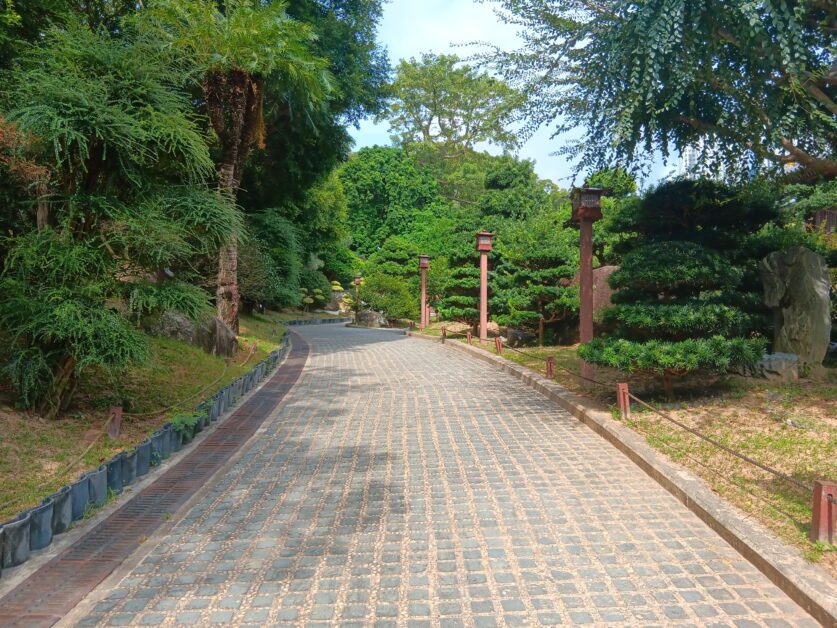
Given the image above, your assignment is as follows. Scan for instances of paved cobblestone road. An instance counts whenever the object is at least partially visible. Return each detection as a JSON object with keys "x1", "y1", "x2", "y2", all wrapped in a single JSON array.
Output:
[{"x1": 74, "y1": 325, "x2": 816, "y2": 627}]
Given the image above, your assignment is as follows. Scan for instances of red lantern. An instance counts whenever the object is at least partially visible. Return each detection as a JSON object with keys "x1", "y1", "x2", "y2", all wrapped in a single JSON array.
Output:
[
  {"x1": 476, "y1": 231, "x2": 494, "y2": 252},
  {"x1": 571, "y1": 186, "x2": 604, "y2": 222}
]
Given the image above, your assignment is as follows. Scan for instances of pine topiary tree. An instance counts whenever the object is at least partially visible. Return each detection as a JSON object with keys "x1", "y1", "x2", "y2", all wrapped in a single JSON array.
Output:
[
  {"x1": 493, "y1": 208, "x2": 578, "y2": 345},
  {"x1": 438, "y1": 228, "x2": 485, "y2": 328},
  {"x1": 579, "y1": 180, "x2": 775, "y2": 398}
]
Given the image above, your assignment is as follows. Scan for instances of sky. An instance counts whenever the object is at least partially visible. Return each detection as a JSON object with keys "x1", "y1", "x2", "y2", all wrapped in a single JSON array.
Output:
[{"x1": 349, "y1": 0, "x2": 674, "y2": 187}]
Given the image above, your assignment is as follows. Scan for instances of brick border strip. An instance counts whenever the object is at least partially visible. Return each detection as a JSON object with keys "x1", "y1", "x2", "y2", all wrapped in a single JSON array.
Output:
[
  {"x1": 0, "y1": 334, "x2": 310, "y2": 628},
  {"x1": 408, "y1": 332, "x2": 837, "y2": 626}
]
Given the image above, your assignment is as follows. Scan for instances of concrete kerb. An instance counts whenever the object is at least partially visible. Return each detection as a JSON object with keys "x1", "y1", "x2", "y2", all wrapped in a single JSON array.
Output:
[
  {"x1": 0, "y1": 337, "x2": 293, "y2": 600},
  {"x1": 345, "y1": 325, "x2": 408, "y2": 335},
  {"x1": 283, "y1": 317, "x2": 352, "y2": 326},
  {"x1": 408, "y1": 331, "x2": 837, "y2": 627}
]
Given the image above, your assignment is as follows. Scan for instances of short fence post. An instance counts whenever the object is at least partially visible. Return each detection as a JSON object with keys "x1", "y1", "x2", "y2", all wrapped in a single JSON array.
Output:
[
  {"x1": 494, "y1": 336, "x2": 503, "y2": 355},
  {"x1": 466, "y1": 331, "x2": 472, "y2": 345},
  {"x1": 616, "y1": 383, "x2": 631, "y2": 419},
  {"x1": 546, "y1": 356, "x2": 554, "y2": 379},
  {"x1": 810, "y1": 480, "x2": 836, "y2": 544},
  {"x1": 441, "y1": 327, "x2": 446, "y2": 344}
]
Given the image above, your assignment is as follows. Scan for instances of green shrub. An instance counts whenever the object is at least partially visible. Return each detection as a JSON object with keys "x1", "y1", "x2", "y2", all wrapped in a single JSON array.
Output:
[{"x1": 579, "y1": 180, "x2": 776, "y2": 396}]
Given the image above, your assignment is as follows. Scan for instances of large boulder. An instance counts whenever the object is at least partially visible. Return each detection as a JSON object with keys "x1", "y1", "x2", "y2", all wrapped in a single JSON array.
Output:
[
  {"x1": 195, "y1": 316, "x2": 238, "y2": 357},
  {"x1": 356, "y1": 310, "x2": 387, "y2": 327},
  {"x1": 143, "y1": 311, "x2": 238, "y2": 357},
  {"x1": 568, "y1": 265, "x2": 619, "y2": 313},
  {"x1": 760, "y1": 247, "x2": 830, "y2": 370}
]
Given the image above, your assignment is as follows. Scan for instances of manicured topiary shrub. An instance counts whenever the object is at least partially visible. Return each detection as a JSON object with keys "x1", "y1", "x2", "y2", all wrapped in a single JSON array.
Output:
[{"x1": 579, "y1": 179, "x2": 775, "y2": 397}]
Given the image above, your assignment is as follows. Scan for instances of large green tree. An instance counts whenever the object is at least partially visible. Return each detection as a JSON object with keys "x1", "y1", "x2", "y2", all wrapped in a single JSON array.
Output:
[
  {"x1": 1, "y1": 20, "x2": 239, "y2": 416},
  {"x1": 493, "y1": 206, "x2": 578, "y2": 345},
  {"x1": 140, "y1": 0, "x2": 333, "y2": 332},
  {"x1": 381, "y1": 53, "x2": 522, "y2": 155},
  {"x1": 339, "y1": 146, "x2": 450, "y2": 256},
  {"x1": 485, "y1": 0, "x2": 836, "y2": 180}
]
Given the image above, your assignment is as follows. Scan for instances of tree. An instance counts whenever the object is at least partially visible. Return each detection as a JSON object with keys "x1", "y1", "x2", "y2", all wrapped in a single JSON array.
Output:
[
  {"x1": 1, "y1": 20, "x2": 237, "y2": 415},
  {"x1": 339, "y1": 146, "x2": 450, "y2": 256},
  {"x1": 578, "y1": 180, "x2": 775, "y2": 398},
  {"x1": 493, "y1": 210, "x2": 578, "y2": 345},
  {"x1": 484, "y1": 0, "x2": 836, "y2": 180},
  {"x1": 140, "y1": 0, "x2": 333, "y2": 332},
  {"x1": 381, "y1": 53, "x2": 522, "y2": 155},
  {"x1": 237, "y1": 0, "x2": 390, "y2": 226}
]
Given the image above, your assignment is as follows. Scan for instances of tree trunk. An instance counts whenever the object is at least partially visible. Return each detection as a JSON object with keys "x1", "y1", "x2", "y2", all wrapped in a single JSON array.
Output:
[
  {"x1": 39, "y1": 353, "x2": 77, "y2": 420},
  {"x1": 216, "y1": 233, "x2": 240, "y2": 333},
  {"x1": 662, "y1": 371, "x2": 674, "y2": 402},
  {"x1": 35, "y1": 182, "x2": 50, "y2": 229},
  {"x1": 538, "y1": 317, "x2": 545, "y2": 347},
  {"x1": 207, "y1": 70, "x2": 263, "y2": 335}
]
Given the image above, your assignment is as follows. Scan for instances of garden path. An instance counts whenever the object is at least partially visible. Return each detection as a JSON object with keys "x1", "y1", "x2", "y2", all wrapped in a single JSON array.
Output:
[{"x1": 32, "y1": 325, "x2": 822, "y2": 625}]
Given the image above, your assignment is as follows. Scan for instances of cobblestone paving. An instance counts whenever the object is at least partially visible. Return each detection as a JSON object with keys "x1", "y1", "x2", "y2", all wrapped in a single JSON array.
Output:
[{"x1": 76, "y1": 326, "x2": 816, "y2": 627}]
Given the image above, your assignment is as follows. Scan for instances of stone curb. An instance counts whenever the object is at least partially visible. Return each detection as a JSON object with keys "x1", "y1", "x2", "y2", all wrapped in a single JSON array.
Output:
[
  {"x1": 345, "y1": 325, "x2": 408, "y2": 335},
  {"x1": 408, "y1": 331, "x2": 837, "y2": 627},
  {"x1": 283, "y1": 317, "x2": 352, "y2": 326}
]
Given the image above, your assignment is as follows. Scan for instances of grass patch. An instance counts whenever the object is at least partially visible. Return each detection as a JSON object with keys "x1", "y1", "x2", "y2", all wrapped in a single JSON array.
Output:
[
  {"x1": 0, "y1": 310, "x2": 288, "y2": 520},
  {"x1": 451, "y1": 333, "x2": 837, "y2": 577}
]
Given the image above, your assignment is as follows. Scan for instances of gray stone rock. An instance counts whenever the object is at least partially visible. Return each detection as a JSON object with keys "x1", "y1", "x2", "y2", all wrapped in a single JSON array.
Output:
[
  {"x1": 507, "y1": 328, "x2": 536, "y2": 348},
  {"x1": 142, "y1": 310, "x2": 195, "y2": 342},
  {"x1": 195, "y1": 316, "x2": 238, "y2": 357},
  {"x1": 758, "y1": 352, "x2": 799, "y2": 382},
  {"x1": 143, "y1": 311, "x2": 237, "y2": 358},
  {"x1": 760, "y1": 246, "x2": 830, "y2": 369},
  {"x1": 356, "y1": 310, "x2": 387, "y2": 327}
]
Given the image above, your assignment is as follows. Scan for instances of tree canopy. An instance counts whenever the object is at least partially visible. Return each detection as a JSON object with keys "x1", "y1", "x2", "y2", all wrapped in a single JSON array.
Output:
[
  {"x1": 483, "y1": 0, "x2": 836, "y2": 180},
  {"x1": 381, "y1": 53, "x2": 523, "y2": 154}
]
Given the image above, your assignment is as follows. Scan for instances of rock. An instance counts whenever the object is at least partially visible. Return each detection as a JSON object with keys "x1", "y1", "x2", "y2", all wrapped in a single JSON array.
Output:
[
  {"x1": 758, "y1": 352, "x2": 799, "y2": 382},
  {"x1": 357, "y1": 310, "x2": 387, "y2": 327},
  {"x1": 143, "y1": 311, "x2": 237, "y2": 358},
  {"x1": 195, "y1": 316, "x2": 238, "y2": 357},
  {"x1": 761, "y1": 247, "x2": 830, "y2": 370},
  {"x1": 144, "y1": 310, "x2": 195, "y2": 343},
  {"x1": 568, "y1": 265, "x2": 619, "y2": 314},
  {"x1": 507, "y1": 328, "x2": 536, "y2": 348}
]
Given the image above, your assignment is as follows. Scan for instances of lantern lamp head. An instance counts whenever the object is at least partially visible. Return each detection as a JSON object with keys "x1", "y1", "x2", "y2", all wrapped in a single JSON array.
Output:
[
  {"x1": 418, "y1": 254, "x2": 430, "y2": 270},
  {"x1": 353, "y1": 275, "x2": 362, "y2": 285},
  {"x1": 476, "y1": 231, "x2": 494, "y2": 252},
  {"x1": 571, "y1": 186, "x2": 604, "y2": 222}
]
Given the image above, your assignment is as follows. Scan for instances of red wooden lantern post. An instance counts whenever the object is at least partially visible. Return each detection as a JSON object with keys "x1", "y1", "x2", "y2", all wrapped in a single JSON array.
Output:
[
  {"x1": 418, "y1": 254, "x2": 430, "y2": 329},
  {"x1": 353, "y1": 274, "x2": 362, "y2": 324},
  {"x1": 476, "y1": 231, "x2": 494, "y2": 344},
  {"x1": 572, "y1": 187, "x2": 604, "y2": 380}
]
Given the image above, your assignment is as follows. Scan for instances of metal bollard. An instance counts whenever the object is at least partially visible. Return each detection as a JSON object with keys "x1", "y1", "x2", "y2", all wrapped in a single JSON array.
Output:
[
  {"x1": 616, "y1": 383, "x2": 631, "y2": 419},
  {"x1": 545, "y1": 356, "x2": 554, "y2": 379},
  {"x1": 494, "y1": 336, "x2": 503, "y2": 355},
  {"x1": 810, "y1": 480, "x2": 836, "y2": 544}
]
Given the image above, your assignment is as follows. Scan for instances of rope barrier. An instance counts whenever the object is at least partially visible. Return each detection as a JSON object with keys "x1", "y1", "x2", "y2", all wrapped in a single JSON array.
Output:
[{"x1": 626, "y1": 392, "x2": 813, "y2": 494}]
